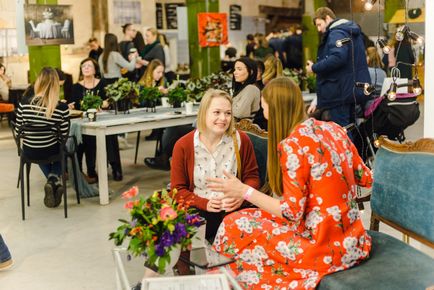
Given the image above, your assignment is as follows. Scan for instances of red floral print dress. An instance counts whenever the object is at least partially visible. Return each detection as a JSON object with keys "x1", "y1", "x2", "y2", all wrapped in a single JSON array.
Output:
[{"x1": 213, "y1": 118, "x2": 373, "y2": 289}]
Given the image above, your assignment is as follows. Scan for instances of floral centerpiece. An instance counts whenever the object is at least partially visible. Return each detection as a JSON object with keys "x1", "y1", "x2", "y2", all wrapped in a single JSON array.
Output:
[
  {"x1": 167, "y1": 85, "x2": 188, "y2": 108},
  {"x1": 139, "y1": 86, "x2": 162, "y2": 112},
  {"x1": 185, "y1": 71, "x2": 232, "y2": 102},
  {"x1": 80, "y1": 90, "x2": 103, "y2": 111},
  {"x1": 105, "y1": 78, "x2": 140, "y2": 114},
  {"x1": 109, "y1": 187, "x2": 203, "y2": 274}
]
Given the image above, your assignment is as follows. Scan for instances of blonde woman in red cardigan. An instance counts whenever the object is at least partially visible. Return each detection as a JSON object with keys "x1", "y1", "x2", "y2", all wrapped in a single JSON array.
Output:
[{"x1": 170, "y1": 89, "x2": 260, "y2": 243}]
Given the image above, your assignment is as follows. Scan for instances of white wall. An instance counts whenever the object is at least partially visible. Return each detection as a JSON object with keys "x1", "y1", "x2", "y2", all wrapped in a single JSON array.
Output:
[{"x1": 424, "y1": 0, "x2": 434, "y2": 137}]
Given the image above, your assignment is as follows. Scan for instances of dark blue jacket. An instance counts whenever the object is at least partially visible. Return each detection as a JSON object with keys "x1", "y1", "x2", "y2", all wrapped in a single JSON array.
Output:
[{"x1": 312, "y1": 19, "x2": 370, "y2": 108}]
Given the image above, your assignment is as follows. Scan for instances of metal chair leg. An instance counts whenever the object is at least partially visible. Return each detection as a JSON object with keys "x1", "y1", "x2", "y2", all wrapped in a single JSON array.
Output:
[
  {"x1": 134, "y1": 131, "x2": 141, "y2": 164},
  {"x1": 26, "y1": 163, "x2": 31, "y2": 206},
  {"x1": 20, "y1": 160, "x2": 25, "y2": 220},
  {"x1": 70, "y1": 155, "x2": 80, "y2": 204},
  {"x1": 61, "y1": 158, "x2": 68, "y2": 218}
]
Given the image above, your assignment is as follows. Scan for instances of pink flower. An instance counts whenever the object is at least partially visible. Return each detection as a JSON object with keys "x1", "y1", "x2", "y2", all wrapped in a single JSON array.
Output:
[
  {"x1": 160, "y1": 206, "x2": 178, "y2": 221},
  {"x1": 122, "y1": 186, "x2": 139, "y2": 199},
  {"x1": 124, "y1": 200, "x2": 139, "y2": 210}
]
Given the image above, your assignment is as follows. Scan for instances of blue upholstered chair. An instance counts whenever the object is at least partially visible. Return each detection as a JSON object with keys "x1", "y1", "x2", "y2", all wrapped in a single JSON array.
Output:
[
  {"x1": 318, "y1": 136, "x2": 434, "y2": 290},
  {"x1": 235, "y1": 119, "x2": 268, "y2": 188}
]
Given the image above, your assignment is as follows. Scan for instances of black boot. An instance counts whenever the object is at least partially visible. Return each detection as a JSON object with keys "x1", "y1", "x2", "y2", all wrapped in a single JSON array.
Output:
[{"x1": 144, "y1": 154, "x2": 170, "y2": 171}]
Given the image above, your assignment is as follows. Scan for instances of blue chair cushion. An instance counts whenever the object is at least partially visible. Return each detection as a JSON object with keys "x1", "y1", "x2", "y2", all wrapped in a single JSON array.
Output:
[
  {"x1": 246, "y1": 132, "x2": 267, "y2": 187},
  {"x1": 318, "y1": 230, "x2": 434, "y2": 290}
]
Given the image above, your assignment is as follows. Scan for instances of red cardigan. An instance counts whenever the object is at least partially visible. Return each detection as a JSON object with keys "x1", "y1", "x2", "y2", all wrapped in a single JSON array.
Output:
[{"x1": 170, "y1": 130, "x2": 260, "y2": 210}]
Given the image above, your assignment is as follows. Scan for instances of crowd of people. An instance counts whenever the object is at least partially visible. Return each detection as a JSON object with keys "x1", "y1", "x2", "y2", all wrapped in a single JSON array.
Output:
[{"x1": 1, "y1": 6, "x2": 424, "y2": 289}]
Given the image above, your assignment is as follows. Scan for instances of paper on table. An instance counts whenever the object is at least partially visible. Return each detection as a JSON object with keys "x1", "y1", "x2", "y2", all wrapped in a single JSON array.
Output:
[{"x1": 142, "y1": 274, "x2": 230, "y2": 290}]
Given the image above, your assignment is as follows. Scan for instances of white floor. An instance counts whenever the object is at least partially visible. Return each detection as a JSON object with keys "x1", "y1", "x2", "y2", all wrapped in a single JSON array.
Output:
[{"x1": 0, "y1": 104, "x2": 432, "y2": 289}]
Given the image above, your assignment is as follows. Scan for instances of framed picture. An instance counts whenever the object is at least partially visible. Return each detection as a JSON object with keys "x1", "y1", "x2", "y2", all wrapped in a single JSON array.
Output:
[
  {"x1": 24, "y1": 4, "x2": 74, "y2": 46},
  {"x1": 198, "y1": 13, "x2": 228, "y2": 47}
]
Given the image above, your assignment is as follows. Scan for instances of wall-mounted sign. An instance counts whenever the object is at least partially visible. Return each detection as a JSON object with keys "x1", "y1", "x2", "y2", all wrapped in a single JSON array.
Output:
[
  {"x1": 198, "y1": 13, "x2": 228, "y2": 47},
  {"x1": 165, "y1": 3, "x2": 185, "y2": 29},
  {"x1": 229, "y1": 4, "x2": 241, "y2": 30},
  {"x1": 156, "y1": 3, "x2": 163, "y2": 29}
]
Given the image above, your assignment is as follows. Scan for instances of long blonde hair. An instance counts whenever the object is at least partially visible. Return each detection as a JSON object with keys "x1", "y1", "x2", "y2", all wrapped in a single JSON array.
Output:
[
  {"x1": 262, "y1": 55, "x2": 283, "y2": 85},
  {"x1": 262, "y1": 77, "x2": 305, "y2": 196},
  {"x1": 197, "y1": 89, "x2": 234, "y2": 136},
  {"x1": 31, "y1": 67, "x2": 60, "y2": 118},
  {"x1": 138, "y1": 59, "x2": 164, "y2": 87}
]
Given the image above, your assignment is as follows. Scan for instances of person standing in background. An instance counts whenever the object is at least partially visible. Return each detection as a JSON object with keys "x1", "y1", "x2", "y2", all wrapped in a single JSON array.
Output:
[
  {"x1": 253, "y1": 34, "x2": 274, "y2": 61},
  {"x1": 159, "y1": 33, "x2": 176, "y2": 84},
  {"x1": 283, "y1": 25, "x2": 303, "y2": 70},
  {"x1": 0, "y1": 63, "x2": 11, "y2": 101},
  {"x1": 87, "y1": 37, "x2": 103, "y2": 62},
  {"x1": 245, "y1": 34, "x2": 256, "y2": 58},
  {"x1": 306, "y1": 7, "x2": 370, "y2": 128},
  {"x1": 140, "y1": 27, "x2": 165, "y2": 68},
  {"x1": 119, "y1": 23, "x2": 138, "y2": 81}
]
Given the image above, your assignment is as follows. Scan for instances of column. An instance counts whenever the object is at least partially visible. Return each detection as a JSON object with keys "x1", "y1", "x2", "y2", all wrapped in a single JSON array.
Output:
[
  {"x1": 28, "y1": 0, "x2": 61, "y2": 83},
  {"x1": 424, "y1": 0, "x2": 434, "y2": 137}
]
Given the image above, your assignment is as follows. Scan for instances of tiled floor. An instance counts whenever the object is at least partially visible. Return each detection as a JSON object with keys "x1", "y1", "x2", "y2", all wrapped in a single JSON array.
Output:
[{"x1": 0, "y1": 103, "x2": 432, "y2": 289}]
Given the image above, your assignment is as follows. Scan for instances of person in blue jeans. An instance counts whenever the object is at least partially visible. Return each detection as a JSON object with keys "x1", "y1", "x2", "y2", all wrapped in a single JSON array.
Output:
[{"x1": 0, "y1": 234, "x2": 12, "y2": 270}]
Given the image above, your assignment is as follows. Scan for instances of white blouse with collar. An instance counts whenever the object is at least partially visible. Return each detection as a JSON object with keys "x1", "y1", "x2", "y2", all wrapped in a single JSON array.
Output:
[{"x1": 193, "y1": 130, "x2": 241, "y2": 199}]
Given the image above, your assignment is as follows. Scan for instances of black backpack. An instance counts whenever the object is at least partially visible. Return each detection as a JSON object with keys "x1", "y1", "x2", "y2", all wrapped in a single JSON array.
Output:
[{"x1": 371, "y1": 94, "x2": 420, "y2": 140}]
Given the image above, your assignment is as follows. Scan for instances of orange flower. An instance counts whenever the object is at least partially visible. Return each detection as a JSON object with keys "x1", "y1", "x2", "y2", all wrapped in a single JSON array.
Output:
[
  {"x1": 160, "y1": 206, "x2": 178, "y2": 221},
  {"x1": 124, "y1": 201, "x2": 138, "y2": 210},
  {"x1": 129, "y1": 227, "x2": 141, "y2": 236},
  {"x1": 122, "y1": 186, "x2": 139, "y2": 199}
]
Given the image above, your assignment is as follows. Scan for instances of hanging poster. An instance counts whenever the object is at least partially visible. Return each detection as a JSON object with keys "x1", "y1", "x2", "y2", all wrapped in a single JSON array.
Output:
[
  {"x1": 165, "y1": 3, "x2": 185, "y2": 29},
  {"x1": 229, "y1": 5, "x2": 241, "y2": 30},
  {"x1": 198, "y1": 13, "x2": 228, "y2": 47},
  {"x1": 24, "y1": 4, "x2": 74, "y2": 46},
  {"x1": 156, "y1": 3, "x2": 163, "y2": 29},
  {"x1": 113, "y1": 1, "x2": 141, "y2": 24}
]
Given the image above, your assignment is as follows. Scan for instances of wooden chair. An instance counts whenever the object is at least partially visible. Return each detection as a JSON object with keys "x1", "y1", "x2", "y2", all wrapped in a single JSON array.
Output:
[
  {"x1": 235, "y1": 119, "x2": 268, "y2": 188},
  {"x1": 318, "y1": 136, "x2": 434, "y2": 290}
]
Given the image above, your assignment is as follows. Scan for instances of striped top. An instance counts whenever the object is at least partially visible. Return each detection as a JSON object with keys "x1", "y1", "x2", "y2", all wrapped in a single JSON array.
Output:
[{"x1": 15, "y1": 98, "x2": 70, "y2": 149}]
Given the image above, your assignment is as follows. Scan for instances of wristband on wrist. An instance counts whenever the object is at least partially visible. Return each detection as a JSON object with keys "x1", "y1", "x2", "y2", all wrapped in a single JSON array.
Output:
[{"x1": 243, "y1": 186, "x2": 254, "y2": 201}]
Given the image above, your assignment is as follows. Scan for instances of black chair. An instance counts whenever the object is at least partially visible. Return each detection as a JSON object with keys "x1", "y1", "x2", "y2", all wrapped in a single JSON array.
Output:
[{"x1": 11, "y1": 120, "x2": 80, "y2": 220}]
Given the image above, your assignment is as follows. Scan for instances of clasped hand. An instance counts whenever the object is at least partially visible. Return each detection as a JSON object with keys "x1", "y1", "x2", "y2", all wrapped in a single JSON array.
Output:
[{"x1": 206, "y1": 171, "x2": 248, "y2": 213}]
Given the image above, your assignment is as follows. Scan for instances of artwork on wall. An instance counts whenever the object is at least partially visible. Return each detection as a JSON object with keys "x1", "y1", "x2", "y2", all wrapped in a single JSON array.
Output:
[
  {"x1": 24, "y1": 4, "x2": 74, "y2": 46},
  {"x1": 230, "y1": 5, "x2": 242, "y2": 30},
  {"x1": 113, "y1": 0, "x2": 141, "y2": 24},
  {"x1": 198, "y1": 13, "x2": 228, "y2": 47}
]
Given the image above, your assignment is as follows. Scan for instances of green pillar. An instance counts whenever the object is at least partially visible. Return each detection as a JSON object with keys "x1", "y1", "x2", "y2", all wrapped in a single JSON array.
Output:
[
  {"x1": 186, "y1": 0, "x2": 220, "y2": 78},
  {"x1": 384, "y1": 0, "x2": 405, "y2": 23},
  {"x1": 28, "y1": 0, "x2": 61, "y2": 83},
  {"x1": 302, "y1": 0, "x2": 326, "y2": 65}
]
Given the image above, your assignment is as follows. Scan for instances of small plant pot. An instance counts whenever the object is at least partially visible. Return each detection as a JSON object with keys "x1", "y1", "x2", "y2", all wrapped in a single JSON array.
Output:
[
  {"x1": 116, "y1": 99, "x2": 131, "y2": 114},
  {"x1": 86, "y1": 109, "x2": 97, "y2": 122}
]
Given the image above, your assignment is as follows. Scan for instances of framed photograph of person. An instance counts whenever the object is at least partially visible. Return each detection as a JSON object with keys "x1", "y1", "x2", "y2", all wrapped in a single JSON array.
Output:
[{"x1": 24, "y1": 4, "x2": 74, "y2": 46}]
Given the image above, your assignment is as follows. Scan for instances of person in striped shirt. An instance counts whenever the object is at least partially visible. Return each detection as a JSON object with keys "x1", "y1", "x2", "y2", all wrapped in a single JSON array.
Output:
[{"x1": 15, "y1": 67, "x2": 70, "y2": 208}]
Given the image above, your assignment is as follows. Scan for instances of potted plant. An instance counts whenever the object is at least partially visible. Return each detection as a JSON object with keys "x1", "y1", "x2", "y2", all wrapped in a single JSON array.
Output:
[
  {"x1": 80, "y1": 90, "x2": 103, "y2": 111},
  {"x1": 139, "y1": 86, "x2": 162, "y2": 112},
  {"x1": 306, "y1": 74, "x2": 317, "y2": 93},
  {"x1": 105, "y1": 78, "x2": 140, "y2": 114},
  {"x1": 167, "y1": 86, "x2": 187, "y2": 108},
  {"x1": 109, "y1": 187, "x2": 203, "y2": 275}
]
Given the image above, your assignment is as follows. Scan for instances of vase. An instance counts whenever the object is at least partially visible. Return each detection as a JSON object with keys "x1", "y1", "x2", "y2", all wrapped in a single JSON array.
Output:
[
  {"x1": 116, "y1": 99, "x2": 131, "y2": 114},
  {"x1": 145, "y1": 244, "x2": 181, "y2": 276}
]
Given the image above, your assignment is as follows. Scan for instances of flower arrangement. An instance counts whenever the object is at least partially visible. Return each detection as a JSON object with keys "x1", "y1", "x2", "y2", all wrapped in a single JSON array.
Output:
[
  {"x1": 80, "y1": 90, "x2": 102, "y2": 111},
  {"x1": 105, "y1": 78, "x2": 140, "y2": 103},
  {"x1": 109, "y1": 187, "x2": 203, "y2": 274},
  {"x1": 283, "y1": 68, "x2": 305, "y2": 87},
  {"x1": 167, "y1": 85, "x2": 188, "y2": 107},
  {"x1": 139, "y1": 86, "x2": 162, "y2": 111},
  {"x1": 185, "y1": 71, "x2": 232, "y2": 102}
]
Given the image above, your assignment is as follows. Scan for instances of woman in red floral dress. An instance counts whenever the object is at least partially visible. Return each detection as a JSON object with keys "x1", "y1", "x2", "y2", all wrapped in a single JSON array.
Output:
[{"x1": 208, "y1": 77, "x2": 373, "y2": 289}]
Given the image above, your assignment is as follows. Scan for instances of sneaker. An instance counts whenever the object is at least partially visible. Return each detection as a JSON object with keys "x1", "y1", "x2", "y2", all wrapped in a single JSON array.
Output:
[
  {"x1": 0, "y1": 258, "x2": 13, "y2": 271},
  {"x1": 54, "y1": 184, "x2": 64, "y2": 207},
  {"x1": 44, "y1": 178, "x2": 57, "y2": 208}
]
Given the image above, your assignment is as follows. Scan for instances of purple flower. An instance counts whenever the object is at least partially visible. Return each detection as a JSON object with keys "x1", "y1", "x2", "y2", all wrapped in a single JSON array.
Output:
[
  {"x1": 173, "y1": 223, "x2": 187, "y2": 243},
  {"x1": 155, "y1": 243, "x2": 165, "y2": 257},
  {"x1": 130, "y1": 219, "x2": 137, "y2": 227},
  {"x1": 160, "y1": 230, "x2": 175, "y2": 247}
]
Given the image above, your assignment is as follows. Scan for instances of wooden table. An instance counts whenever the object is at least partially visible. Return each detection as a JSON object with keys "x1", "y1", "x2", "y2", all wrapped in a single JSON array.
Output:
[{"x1": 73, "y1": 107, "x2": 197, "y2": 205}]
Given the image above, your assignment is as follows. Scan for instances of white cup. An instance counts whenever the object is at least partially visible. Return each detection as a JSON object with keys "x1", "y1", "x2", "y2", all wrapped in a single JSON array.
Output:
[
  {"x1": 185, "y1": 102, "x2": 194, "y2": 115},
  {"x1": 86, "y1": 109, "x2": 97, "y2": 122},
  {"x1": 161, "y1": 97, "x2": 170, "y2": 107}
]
